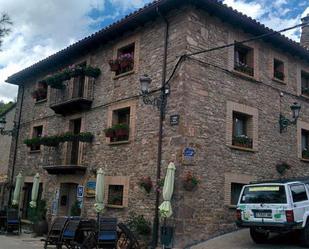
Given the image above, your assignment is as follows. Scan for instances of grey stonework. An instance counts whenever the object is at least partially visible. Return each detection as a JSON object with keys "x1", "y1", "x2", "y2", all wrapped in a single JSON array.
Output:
[
  {"x1": 7, "y1": 5, "x2": 309, "y2": 248},
  {"x1": 301, "y1": 14, "x2": 309, "y2": 49}
]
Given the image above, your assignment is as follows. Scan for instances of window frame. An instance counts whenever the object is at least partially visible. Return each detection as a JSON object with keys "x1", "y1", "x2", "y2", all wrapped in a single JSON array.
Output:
[
  {"x1": 104, "y1": 176, "x2": 129, "y2": 208},
  {"x1": 33, "y1": 82, "x2": 48, "y2": 103},
  {"x1": 301, "y1": 70, "x2": 309, "y2": 96},
  {"x1": 273, "y1": 58, "x2": 285, "y2": 81},
  {"x1": 30, "y1": 125, "x2": 43, "y2": 152},
  {"x1": 290, "y1": 184, "x2": 308, "y2": 203}
]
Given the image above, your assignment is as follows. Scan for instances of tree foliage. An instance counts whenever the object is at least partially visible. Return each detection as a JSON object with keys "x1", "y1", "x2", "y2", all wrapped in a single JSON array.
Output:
[
  {"x1": 0, "y1": 101, "x2": 15, "y2": 115},
  {"x1": 0, "y1": 13, "x2": 12, "y2": 50}
]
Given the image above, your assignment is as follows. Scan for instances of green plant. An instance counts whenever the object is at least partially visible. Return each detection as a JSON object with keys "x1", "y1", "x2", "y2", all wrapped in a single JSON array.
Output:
[
  {"x1": 127, "y1": 212, "x2": 151, "y2": 236},
  {"x1": 232, "y1": 135, "x2": 252, "y2": 148},
  {"x1": 70, "y1": 200, "x2": 81, "y2": 216},
  {"x1": 29, "y1": 199, "x2": 47, "y2": 224},
  {"x1": 24, "y1": 137, "x2": 41, "y2": 147},
  {"x1": 183, "y1": 171, "x2": 199, "y2": 186},
  {"x1": 303, "y1": 149, "x2": 309, "y2": 159},
  {"x1": 113, "y1": 123, "x2": 129, "y2": 131}
]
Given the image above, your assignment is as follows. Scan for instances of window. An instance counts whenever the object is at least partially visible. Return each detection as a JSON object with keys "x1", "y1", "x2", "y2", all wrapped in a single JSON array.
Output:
[
  {"x1": 231, "y1": 183, "x2": 245, "y2": 206},
  {"x1": 302, "y1": 129, "x2": 309, "y2": 159},
  {"x1": 31, "y1": 125, "x2": 43, "y2": 151},
  {"x1": 234, "y1": 43, "x2": 254, "y2": 76},
  {"x1": 116, "y1": 43, "x2": 135, "y2": 76},
  {"x1": 32, "y1": 82, "x2": 48, "y2": 102},
  {"x1": 107, "y1": 185, "x2": 124, "y2": 206},
  {"x1": 110, "y1": 107, "x2": 130, "y2": 142},
  {"x1": 240, "y1": 185, "x2": 287, "y2": 204},
  {"x1": 273, "y1": 59, "x2": 285, "y2": 81},
  {"x1": 232, "y1": 112, "x2": 253, "y2": 149},
  {"x1": 290, "y1": 184, "x2": 308, "y2": 202},
  {"x1": 301, "y1": 71, "x2": 309, "y2": 96}
]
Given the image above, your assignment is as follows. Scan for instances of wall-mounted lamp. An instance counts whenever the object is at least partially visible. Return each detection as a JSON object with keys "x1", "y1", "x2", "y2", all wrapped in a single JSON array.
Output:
[
  {"x1": 0, "y1": 117, "x2": 18, "y2": 137},
  {"x1": 139, "y1": 74, "x2": 170, "y2": 114},
  {"x1": 279, "y1": 102, "x2": 301, "y2": 133}
]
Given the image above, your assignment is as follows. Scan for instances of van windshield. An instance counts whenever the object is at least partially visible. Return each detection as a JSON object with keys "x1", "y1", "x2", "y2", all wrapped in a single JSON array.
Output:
[{"x1": 240, "y1": 185, "x2": 287, "y2": 204}]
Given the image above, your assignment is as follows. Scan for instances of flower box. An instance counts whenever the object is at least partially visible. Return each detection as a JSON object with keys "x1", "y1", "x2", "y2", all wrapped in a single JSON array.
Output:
[
  {"x1": 232, "y1": 135, "x2": 253, "y2": 148},
  {"x1": 234, "y1": 62, "x2": 254, "y2": 76},
  {"x1": 108, "y1": 60, "x2": 120, "y2": 72},
  {"x1": 274, "y1": 71, "x2": 284, "y2": 81}
]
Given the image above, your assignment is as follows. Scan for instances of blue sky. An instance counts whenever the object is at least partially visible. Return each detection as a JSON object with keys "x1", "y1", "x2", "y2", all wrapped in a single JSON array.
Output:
[{"x1": 0, "y1": 0, "x2": 308, "y2": 102}]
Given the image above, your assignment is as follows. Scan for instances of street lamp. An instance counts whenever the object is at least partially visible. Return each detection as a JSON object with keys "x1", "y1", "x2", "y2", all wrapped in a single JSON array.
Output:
[
  {"x1": 140, "y1": 74, "x2": 170, "y2": 113},
  {"x1": 279, "y1": 102, "x2": 301, "y2": 133},
  {"x1": 0, "y1": 117, "x2": 18, "y2": 136}
]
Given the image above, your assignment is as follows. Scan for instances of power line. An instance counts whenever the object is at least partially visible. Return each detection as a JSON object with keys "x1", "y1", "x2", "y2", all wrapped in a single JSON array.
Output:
[{"x1": 164, "y1": 21, "x2": 309, "y2": 88}]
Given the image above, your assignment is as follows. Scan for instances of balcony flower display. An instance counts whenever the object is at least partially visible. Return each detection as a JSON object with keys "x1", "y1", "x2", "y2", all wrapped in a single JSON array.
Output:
[
  {"x1": 39, "y1": 65, "x2": 101, "y2": 89},
  {"x1": 108, "y1": 60, "x2": 120, "y2": 72},
  {"x1": 232, "y1": 135, "x2": 253, "y2": 148},
  {"x1": 234, "y1": 61, "x2": 254, "y2": 76},
  {"x1": 104, "y1": 124, "x2": 129, "y2": 140},
  {"x1": 139, "y1": 176, "x2": 153, "y2": 193},
  {"x1": 182, "y1": 171, "x2": 199, "y2": 191},
  {"x1": 23, "y1": 132, "x2": 94, "y2": 147}
]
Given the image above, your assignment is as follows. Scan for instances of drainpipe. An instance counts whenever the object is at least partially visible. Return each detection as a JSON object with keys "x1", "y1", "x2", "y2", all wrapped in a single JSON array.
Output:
[
  {"x1": 8, "y1": 85, "x2": 24, "y2": 207},
  {"x1": 152, "y1": 8, "x2": 169, "y2": 249}
]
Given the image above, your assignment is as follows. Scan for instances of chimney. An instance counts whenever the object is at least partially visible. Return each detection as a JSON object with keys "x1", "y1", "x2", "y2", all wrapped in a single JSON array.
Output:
[{"x1": 301, "y1": 14, "x2": 309, "y2": 49}]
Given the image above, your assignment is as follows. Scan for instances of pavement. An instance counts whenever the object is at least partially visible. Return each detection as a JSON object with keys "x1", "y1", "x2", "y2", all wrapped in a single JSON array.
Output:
[
  {"x1": 190, "y1": 229, "x2": 304, "y2": 249},
  {"x1": 0, "y1": 232, "x2": 44, "y2": 249}
]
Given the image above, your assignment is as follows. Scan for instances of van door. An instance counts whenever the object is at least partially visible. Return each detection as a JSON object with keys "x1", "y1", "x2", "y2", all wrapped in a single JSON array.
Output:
[{"x1": 289, "y1": 183, "x2": 308, "y2": 223}]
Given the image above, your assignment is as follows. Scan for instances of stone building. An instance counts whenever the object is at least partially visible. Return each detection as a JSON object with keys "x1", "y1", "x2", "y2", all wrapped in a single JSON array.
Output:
[
  {"x1": 0, "y1": 103, "x2": 16, "y2": 209},
  {"x1": 5, "y1": 0, "x2": 309, "y2": 247}
]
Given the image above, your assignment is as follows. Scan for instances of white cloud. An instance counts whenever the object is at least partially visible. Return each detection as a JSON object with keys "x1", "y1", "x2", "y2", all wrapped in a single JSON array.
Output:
[
  {"x1": 223, "y1": 0, "x2": 263, "y2": 19},
  {"x1": 109, "y1": 0, "x2": 151, "y2": 12},
  {"x1": 302, "y1": 6, "x2": 309, "y2": 18}
]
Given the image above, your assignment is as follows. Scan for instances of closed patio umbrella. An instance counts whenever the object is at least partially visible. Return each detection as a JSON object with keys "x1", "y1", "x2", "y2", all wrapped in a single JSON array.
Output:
[
  {"x1": 159, "y1": 162, "x2": 176, "y2": 218},
  {"x1": 30, "y1": 173, "x2": 40, "y2": 208},
  {"x1": 94, "y1": 168, "x2": 105, "y2": 213},
  {"x1": 12, "y1": 173, "x2": 23, "y2": 206}
]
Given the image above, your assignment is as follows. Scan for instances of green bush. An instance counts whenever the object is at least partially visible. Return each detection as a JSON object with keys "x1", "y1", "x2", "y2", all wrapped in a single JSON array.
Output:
[
  {"x1": 70, "y1": 200, "x2": 81, "y2": 216},
  {"x1": 29, "y1": 199, "x2": 47, "y2": 224},
  {"x1": 127, "y1": 212, "x2": 151, "y2": 236}
]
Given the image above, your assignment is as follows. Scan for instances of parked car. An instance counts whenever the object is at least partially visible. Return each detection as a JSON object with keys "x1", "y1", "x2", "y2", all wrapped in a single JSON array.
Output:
[{"x1": 236, "y1": 179, "x2": 309, "y2": 245}]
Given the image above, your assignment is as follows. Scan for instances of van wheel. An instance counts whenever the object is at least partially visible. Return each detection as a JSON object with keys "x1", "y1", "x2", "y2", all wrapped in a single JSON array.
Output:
[
  {"x1": 250, "y1": 228, "x2": 269, "y2": 244},
  {"x1": 300, "y1": 221, "x2": 309, "y2": 246}
]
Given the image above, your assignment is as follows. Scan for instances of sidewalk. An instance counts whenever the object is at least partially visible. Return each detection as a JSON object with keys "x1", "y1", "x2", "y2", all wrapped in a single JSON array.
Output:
[{"x1": 0, "y1": 233, "x2": 44, "y2": 249}]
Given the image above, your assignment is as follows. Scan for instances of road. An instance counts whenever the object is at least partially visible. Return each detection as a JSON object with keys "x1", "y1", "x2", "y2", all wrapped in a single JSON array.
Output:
[{"x1": 190, "y1": 229, "x2": 303, "y2": 249}]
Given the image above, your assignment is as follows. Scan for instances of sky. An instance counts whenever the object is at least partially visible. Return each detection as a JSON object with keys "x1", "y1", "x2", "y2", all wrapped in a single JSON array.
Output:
[{"x1": 0, "y1": 0, "x2": 308, "y2": 103}]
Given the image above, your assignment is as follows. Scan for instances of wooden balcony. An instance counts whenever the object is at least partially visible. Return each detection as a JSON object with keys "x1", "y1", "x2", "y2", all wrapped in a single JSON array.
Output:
[
  {"x1": 49, "y1": 77, "x2": 94, "y2": 115},
  {"x1": 42, "y1": 142, "x2": 87, "y2": 175}
]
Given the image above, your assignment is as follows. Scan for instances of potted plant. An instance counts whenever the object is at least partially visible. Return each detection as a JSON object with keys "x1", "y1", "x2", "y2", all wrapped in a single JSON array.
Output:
[
  {"x1": 303, "y1": 149, "x2": 309, "y2": 159},
  {"x1": 139, "y1": 176, "x2": 153, "y2": 193},
  {"x1": 29, "y1": 199, "x2": 48, "y2": 236},
  {"x1": 84, "y1": 66, "x2": 101, "y2": 78},
  {"x1": 127, "y1": 212, "x2": 151, "y2": 237},
  {"x1": 114, "y1": 123, "x2": 129, "y2": 137},
  {"x1": 110, "y1": 194, "x2": 122, "y2": 206},
  {"x1": 70, "y1": 200, "x2": 81, "y2": 217},
  {"x1": 182, "y1": 171, "x2": 199, "y2": 191},
  {"x1": 77, "y1": 132, "x2": 94, "y2": 142},
  {"x1": 40, "y1": 136, "x2": 59, "y2": 147},
  {"x1": 108, "y1": 59, "x2": 120, "y2": 72}
]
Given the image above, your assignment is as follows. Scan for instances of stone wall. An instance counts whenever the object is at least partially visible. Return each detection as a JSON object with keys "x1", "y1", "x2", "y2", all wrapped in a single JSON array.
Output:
[{"x1": 8, "y1": 5, "x2": 309, "y2": 248}]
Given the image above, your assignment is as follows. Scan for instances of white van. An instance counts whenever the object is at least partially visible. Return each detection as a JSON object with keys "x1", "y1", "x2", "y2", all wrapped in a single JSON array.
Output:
[{"x1": 236, "y1": 180, "x2": 309, "y2": 245}]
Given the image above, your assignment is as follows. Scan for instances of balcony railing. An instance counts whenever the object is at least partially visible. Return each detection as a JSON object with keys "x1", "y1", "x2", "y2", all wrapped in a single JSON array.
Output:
[
  {"x1": 42, "y1": 142, "x2": 87, "y2": 175},
  {"x1": 49, "y1": 78, "x2": 94, "y2": 115}
]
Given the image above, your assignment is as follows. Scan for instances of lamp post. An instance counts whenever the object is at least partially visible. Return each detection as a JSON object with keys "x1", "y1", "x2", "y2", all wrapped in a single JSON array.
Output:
[
  {"x1": 279, "y1": 102, "x2": 301, "y2": 133},
  {"x1": 140, "y1": 74, "x2": 170, "y2": 248},
  {"x1": 0, "y1": 117, "x2": 18, "y2": 136}
]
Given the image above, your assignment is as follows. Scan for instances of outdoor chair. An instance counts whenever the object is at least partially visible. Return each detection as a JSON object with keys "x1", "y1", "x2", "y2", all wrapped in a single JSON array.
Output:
[
  {"x1": 6, "y1": 208, "x2": 21, "y2": 235},
  {"x1": 97, "y1": 218, "x2": 118, "y2": 249},
  {"x1": 61, "y1": 218, "x2": 81, "y2": 249},
  {"x1": 42, "y1": 216, "x2": 69, "y2": 249},
  {"x1": 117, "y1": 223, "x2": 140, "y2": 249}
]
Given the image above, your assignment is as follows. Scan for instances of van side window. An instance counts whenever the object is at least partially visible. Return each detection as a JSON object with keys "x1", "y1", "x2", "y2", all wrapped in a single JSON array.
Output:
[{"x1": 290, "y1": 184, "x2": 308, "y2": 202}]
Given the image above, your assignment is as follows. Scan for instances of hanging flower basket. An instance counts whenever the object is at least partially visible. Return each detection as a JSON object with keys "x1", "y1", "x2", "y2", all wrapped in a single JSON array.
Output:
[
  {"x1": 182, "y1": 171, "x2": 199, "y2": 191},
  {"x1": 139, "y1": 176, "x2": 153, "y2": 193}
]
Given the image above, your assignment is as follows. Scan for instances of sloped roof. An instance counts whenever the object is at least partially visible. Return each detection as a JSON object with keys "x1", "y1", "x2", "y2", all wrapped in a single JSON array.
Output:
[{"x1": 6, "y1": 0, "x2": 309, "y2": 84}]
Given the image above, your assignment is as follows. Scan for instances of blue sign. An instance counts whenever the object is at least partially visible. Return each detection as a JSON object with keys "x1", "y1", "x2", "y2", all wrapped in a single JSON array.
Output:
[
  {"x1": 77, "y1": 185, "x2": 84, "y2": 198},
  {"x1": 183, "y1": 147, "x2": 195, "y2": 157}
]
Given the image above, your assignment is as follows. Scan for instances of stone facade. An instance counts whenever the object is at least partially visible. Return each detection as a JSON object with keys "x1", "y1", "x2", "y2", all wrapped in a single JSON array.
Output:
[
  {"x1": 0, "y1": 105, "x2": 16, "y2": 209},
  {"x1": 6, "y1": 3, "x2": 309, "y2": 249}
]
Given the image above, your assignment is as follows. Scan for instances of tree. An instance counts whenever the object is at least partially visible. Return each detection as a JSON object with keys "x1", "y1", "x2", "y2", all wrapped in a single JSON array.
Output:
[{"x1": 0, "y1": 13, "x2": 12, "y2": 50}]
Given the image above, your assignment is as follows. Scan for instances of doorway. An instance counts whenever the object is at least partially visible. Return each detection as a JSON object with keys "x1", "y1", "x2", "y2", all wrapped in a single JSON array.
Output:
[
  {"x1": 58, "y1": 183, "x2": 78, "y2": 216},
  {"x1": 21, "y1": 182, "x2": 42, "y2": 219}
]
